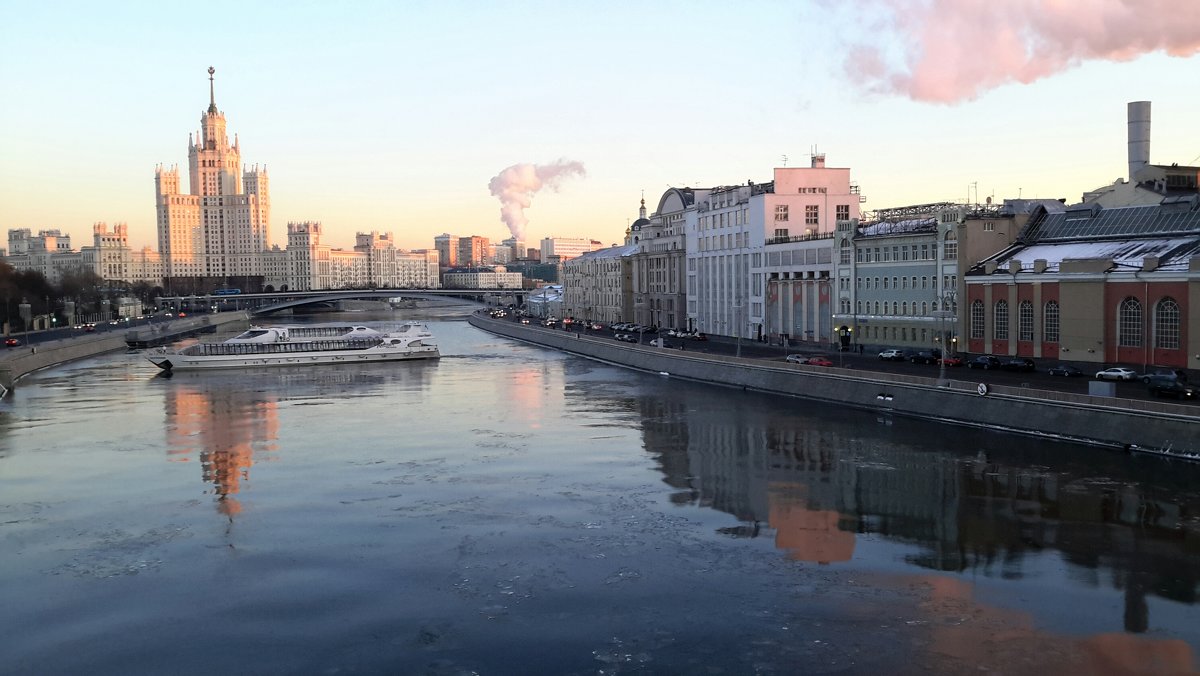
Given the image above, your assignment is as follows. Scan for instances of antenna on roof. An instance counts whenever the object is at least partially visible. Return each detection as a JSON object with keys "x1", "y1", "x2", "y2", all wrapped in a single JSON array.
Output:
[{"x1": 781, "y1": 154, "x2": 788, "y2": 167}]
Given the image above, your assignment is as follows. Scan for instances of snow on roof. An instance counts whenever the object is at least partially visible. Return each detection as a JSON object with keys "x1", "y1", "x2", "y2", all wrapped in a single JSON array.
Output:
[{"x1": 981, "y1": 237, "x2": 1200, "y2": 274}]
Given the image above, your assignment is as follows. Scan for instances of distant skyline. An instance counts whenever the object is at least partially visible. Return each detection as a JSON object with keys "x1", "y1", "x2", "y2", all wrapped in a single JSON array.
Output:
[{"x1": 2, "y1": 0, "x2": 1198, "y2": 252}]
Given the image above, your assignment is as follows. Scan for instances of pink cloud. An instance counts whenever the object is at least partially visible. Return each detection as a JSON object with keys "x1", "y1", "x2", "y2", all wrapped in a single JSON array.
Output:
[{"x1": 847, "y1": 0, "x2": 1200, "y2": 103}]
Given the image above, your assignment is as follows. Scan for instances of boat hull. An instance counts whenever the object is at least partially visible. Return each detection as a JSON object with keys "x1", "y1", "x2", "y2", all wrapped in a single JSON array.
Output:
[{"x1": 148, "y1": 346, "x2": 439, "y2": 371}]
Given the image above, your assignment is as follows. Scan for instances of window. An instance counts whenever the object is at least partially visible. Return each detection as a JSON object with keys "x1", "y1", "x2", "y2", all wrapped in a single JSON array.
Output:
[
  {"x1": 943, "y1": 231, "x2": 958, "y2": 259},
  {"x1": 901, "y1": 302, "x2": 908, "y2": 315},
  {"x1": 983, "y1": 221, "x2": 995, "y2": 232},
  {"x1": 883, "y1": 277, "x2": 889, "y2": 289},
  {"x1": 1043, "y1": 301, "x2": 1060, "y2": 343},
  {"x1": 774, "y1": 228, "x2": 789, "y2": 238},
  {"x1": 836, "y1": 204, "x2": 849, "y2": 221},
  {"x1": 775, "y1": 205, "x2": 789, "y2": 221},
  {"x1": 1019, "y1": 301, "x2": 1033, "y2": 341},
  {"x1": 994, "y1": 300, "x2": 1009, "y2": 340},
  {"x1": 1154, "y1": 297, "x2": 1179, "y2": 349},
  {"x1": 806, "y1": 205, "x2": 819, "y2": 225},
  {"x1": 1118, "y1": 297, "x2": 1142, "y2": 347},
  {"x1": 971, "y1": 300, "x2": 985, "y2": 339},
  {"x1": 839, "y1": 241, "x2": 851, "y2": 265},
  {"x1": 856, "y1": 248, "x2": 863, "y2": 263}
]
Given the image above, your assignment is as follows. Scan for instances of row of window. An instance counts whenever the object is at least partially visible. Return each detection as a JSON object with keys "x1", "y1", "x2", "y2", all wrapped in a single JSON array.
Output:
[
  {"x1": 968, "y1": 297, "x2": 1181, "y2": 349},
  {"x1": 850, "y1": 234, "x2": 956, "y2": 264},
  {"x1": 853, "y1": 300, "x2": 959, "y2": 317}
]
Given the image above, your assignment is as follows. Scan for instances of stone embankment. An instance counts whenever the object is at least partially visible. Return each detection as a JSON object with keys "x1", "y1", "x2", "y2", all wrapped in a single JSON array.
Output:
[
  {"x1": 0, "y1": 312, "x2": 249, "y2": 394},
  {"x1": 469, "y1": 313, "x2": 1200, "y2": 461}
]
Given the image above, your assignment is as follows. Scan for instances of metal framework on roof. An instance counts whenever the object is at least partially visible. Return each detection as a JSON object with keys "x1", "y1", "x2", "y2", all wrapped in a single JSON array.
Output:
[
  {"x1": 867, "y1": 202, "x2": 956, "y2": 221},
  {"x1": 1019, "y1": 198, "x2": 1200, "y2": 243}
]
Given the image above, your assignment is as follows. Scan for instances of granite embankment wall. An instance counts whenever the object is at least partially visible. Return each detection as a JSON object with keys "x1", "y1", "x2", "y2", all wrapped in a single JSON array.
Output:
[
  {"x1": 470, "y1": 314, "x2": 1200, "y2": 460},
  {"x1": 0, "y1": 312, "x2": 249, "y2": 392}
]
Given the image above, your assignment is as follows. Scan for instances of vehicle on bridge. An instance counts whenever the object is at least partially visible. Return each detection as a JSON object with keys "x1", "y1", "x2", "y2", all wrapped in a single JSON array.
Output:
[{"x1": 212, "y1": 288, "x2": 242, "y2": 296}]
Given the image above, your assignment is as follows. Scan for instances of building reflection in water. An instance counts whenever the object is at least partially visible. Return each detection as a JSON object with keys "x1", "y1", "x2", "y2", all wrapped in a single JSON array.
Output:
[
  {"x1": 158, "y1": 363, "x2": 435, "y2": 517},
  {"x1": 607, "y1": 383, "x2": 1199, "y2": 665}
]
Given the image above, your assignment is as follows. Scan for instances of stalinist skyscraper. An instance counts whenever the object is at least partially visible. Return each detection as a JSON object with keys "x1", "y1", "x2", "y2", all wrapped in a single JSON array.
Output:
[{"x1": 155, "y1": 67, "x2": 270, "y2": 283}]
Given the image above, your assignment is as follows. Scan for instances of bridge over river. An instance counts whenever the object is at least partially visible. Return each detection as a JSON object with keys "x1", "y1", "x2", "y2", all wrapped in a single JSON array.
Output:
[{"x1": 157, "y1": 288, "x2": 522, "y2": 316}]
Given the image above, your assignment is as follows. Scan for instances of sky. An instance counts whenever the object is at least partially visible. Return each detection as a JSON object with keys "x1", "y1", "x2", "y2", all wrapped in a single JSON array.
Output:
[{"x1": 2, "y1": 0, "x2": 1198, "y2": 252}]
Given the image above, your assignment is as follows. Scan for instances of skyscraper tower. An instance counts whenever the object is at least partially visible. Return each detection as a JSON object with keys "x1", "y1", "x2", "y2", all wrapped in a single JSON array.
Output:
[{"x1": 155, "y1": 67, "x2": 270, "y2": 283}]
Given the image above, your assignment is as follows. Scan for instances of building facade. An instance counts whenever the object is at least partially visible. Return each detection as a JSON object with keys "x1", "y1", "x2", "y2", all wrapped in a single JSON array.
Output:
[
  {"x1": 561, "y1": 244, "x2": 635, "y2": 325},
  {"x1": 629, "y1": 196, "x2": 687, "y2": 330},
  {"x1": 833, "y1": 203, "x2": 963, "y2": 352},
  {"x1": 964, "y1": 199, "x2": 1200, "y2": 372},
  {"x1": 540, "y1": 236, "x2": 600, "y2": 263},
  {"x1": 155, "y1": 68, "x2": 270, "y2": 282}
]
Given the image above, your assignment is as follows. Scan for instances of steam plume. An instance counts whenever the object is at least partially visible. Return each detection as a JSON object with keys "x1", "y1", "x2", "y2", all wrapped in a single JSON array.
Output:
[
  {"x1": 845, "y1": 0, "x2": 1200, "y2": 103},
  {"x1": 488, "y1": 160, "x2": 586, "y2": 241}
]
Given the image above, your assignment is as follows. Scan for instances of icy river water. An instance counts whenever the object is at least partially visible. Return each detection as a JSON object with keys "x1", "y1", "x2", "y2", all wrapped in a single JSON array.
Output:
[{"x1": 1, "y1": 305, "x2": 1198, "y2": 675}]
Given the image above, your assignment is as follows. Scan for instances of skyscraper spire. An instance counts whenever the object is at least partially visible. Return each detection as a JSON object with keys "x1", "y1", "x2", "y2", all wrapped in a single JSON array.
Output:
[{"x1": 207, "y1": 66, "x2": 218, "y2": 114}]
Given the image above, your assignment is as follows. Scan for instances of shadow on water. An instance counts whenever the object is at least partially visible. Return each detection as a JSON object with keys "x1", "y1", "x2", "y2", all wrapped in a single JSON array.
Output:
[{"x1": 564, "y1": 370, "x2": 1200, "y2": 643}]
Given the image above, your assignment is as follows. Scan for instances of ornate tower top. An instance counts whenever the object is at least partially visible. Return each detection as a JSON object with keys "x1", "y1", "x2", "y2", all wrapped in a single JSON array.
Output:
[
  {"x1": 207, "y1": 66, "x2": 218, "y2": 114},
  {"x1": 639, "y1": 193, "x2": 647, "y2": 220}
]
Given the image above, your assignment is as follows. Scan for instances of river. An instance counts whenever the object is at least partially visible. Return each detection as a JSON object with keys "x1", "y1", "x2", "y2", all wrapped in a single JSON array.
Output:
[{"x1": 1, "y1": 304, "x2": 1197, "y2": 674}]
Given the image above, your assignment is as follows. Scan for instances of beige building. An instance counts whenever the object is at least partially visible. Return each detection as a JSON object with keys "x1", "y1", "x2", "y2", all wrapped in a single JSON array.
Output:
[
  {"x1": 277, "y1": 222, "x2": 439, "y2": 291},
  {"x1": 628, "y1": 197, "x2": 687, "y2": 330},
  {"x1": 562, "y1": 244, "x2": 636, "y2": 325},
  {"x1": 154, "y1": 68, "x2": 270, "y2": 282}
]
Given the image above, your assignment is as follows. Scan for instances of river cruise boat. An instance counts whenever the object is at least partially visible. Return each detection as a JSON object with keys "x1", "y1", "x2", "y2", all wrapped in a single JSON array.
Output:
[{"x1": 147, "y1": 323, "x2": 439, "y2": 371}]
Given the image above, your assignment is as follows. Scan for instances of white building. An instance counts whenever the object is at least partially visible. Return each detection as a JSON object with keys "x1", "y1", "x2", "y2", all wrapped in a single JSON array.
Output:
[
  {"x1": 441, "y1": 267, "x2": 522, "y2": 290},
  {"x1": 686, "y1": 156, "x2": 862, "y2": 342},
  {"x1": 539, "y1": 236, "x2": 600, "y2": 263}
]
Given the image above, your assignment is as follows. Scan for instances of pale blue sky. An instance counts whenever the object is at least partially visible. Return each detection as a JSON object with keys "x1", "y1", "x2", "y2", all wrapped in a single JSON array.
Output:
[{"x1": 2, "y1": 0, "x2": 1198, "y2": 251}]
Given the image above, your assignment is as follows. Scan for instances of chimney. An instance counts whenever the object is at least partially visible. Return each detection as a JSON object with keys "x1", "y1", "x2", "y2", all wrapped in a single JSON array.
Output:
[
  {"x1": 811, "y1": 154, "x2": 826, "y2": 169},
  {"x1": 1128, "y1": 101, "x2": 1151, "y2": 181},
  {"x1": 1033, "y1": 259, "x2": 1047, "y2": 273},
  {"x1": 1143, "y1": 256, "x2": 1159, "y2": 272}
]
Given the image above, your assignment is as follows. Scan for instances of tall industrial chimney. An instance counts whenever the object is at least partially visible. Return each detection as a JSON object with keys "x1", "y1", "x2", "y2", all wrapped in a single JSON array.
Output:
[{"x1": 1127, "y1": 101, "x2": 1151, "y2": 181}]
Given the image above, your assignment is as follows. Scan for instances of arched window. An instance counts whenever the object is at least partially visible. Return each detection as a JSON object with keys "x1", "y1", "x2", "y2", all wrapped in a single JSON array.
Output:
[
  {"x1": 1018, "y1": 300, "x2": 1034, "y2": 341},
  {"x1": 943, "y1": 231, "x2": 958, "y2": 260},
  {"x1": 932, "y1": 300, "x2": 939, "y2": 312},
  {"x1": 994, "y1": 300, "x2": 1009, "y2": 340},
  {"x1": 970, "y1": 300, "x2": 985, "y2": 339},
  {"x1": 921, "y1": 302, "x2": 928, "y2": 315},
  {"x1": 1043, "y1": 301, "x2": 1060, "y2": 343},
  {"x1": 892, "y1": 302, "x2": 899, "y2": 315},
  {"x1": 1118, "y1": 297, "x2": 1142, "y2": 347},
  {"x1": 1155, "y1": 297, "x2": 1180, "y2": 349},
  {"x1": 874, "y1": 301, "x2": 881, "y2": 315},
  {"x1": 901, "y1": 302, "x2": 908, "y2": 316}
]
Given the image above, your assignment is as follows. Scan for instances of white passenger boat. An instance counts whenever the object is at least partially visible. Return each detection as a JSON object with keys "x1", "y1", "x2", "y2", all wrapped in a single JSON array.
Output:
[{"x1": 147, "y1": 323, "x2": 439, "y2": 371}]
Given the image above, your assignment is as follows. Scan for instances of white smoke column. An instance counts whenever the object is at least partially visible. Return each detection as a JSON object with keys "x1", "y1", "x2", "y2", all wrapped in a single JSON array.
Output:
[
  {"x1": 844, "y1": 0, "x2": 1200, "y2": 103},
  {"x1": 488, "y1": 160, "x2": 586, "y2": 241}
]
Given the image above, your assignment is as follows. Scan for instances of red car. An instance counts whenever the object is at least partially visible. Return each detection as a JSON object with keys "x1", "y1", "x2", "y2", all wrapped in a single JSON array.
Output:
[
  {"x1": 5, "y1": 337, "x2": 20, "y2": 347},
  {"x1": 939, "y1": 356, "x2": 963, "y2": 367},
  {"x1": 807, "y1": 357, "x2": 834, "y2": 367}
]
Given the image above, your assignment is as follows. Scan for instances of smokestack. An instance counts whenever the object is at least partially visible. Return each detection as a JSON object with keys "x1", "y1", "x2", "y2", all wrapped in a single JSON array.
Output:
[{"x1": 1127, "y1": 101, "x2": 1151, "y2": 182}]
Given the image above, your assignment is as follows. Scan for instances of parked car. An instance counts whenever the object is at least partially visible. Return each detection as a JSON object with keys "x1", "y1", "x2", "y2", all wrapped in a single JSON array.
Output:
[
  {"x1": 1146, "y1": 374, "x2": 1195, "y2": 399},
  {"x1": 939, "y1": 356, "x2": 963, "y2": 367},
  {"x1": 785, "y1": 354, "x2": 809, "y2": 364},
  {"x1": 878, "y1": 349, "x2": 906, "y2": 361},
  {"x1": 967, "y1": 355, "x2": 1001, "y2": 370},
  {"x1": 614, "y1": 333, "x2": 638, "y2": 343},
  {"x1": 1001, "y1": 357, "x2": 1036, "y2": 372},
  {"x1": 910, "y1": 350, "x2": 940, "y2": 365},
  {"x1": 4, "y1": 337, "x2": 19, "y2": 347},
  {"x1": 1047, "y1": 364, "x2": 1084, "y2": 377},
  {"x1": 807, "y1": 357, "x2": 834, "y2": 367},
  {"x1": 1095, "y1": 367, "x2": 1137, "y2": 381},
  {"x1": 1141, "y1": 368, "x2": 1188, "y2": 384}
]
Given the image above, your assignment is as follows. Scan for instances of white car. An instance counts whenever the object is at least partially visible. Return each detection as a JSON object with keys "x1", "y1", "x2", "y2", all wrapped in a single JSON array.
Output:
[
  {"x1": 1095, "y1": 367, "x2": 1137, "y2": 381},
  {"x1": 785, "y1": 354, "x2": 809, "y2": 364},
  {"x1": 878, "y1": 349, "x2": 905, "y2": 361}
]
